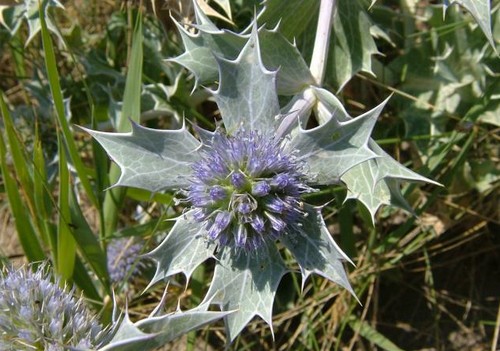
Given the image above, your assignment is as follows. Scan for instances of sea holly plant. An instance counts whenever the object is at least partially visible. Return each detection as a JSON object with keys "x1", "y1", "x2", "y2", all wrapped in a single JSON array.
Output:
[
  {"x1": 0, "y1": 262, "x2": 229, "y2": 351},
  {"x1": 85, "y1": 1, "x2": 440, "y2": 343}
]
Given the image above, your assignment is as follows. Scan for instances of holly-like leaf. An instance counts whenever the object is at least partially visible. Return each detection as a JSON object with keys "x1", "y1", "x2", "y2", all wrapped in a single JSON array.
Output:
[
  {"x1": 313, "y1": 87, "x2": 439, "y2": 220},
  {"x1": 281, "y1": 205, "x2": 354, "y2": 294},
  {"x1": 257, "y1": 0, "x2": 320, "y2": 40},
  {"x1": 96, "y1": 301, "x2": 229, "y2": 351},
  {"x1": 133, "y1": 305, "x2": 230, "y2": 347},
  {"x1": 83, "y1": 122, "x2": 201, "y2": 192},
  {"x1": 170, "y1": 3, "x2": 314, "y2": 95},
  {"x1": 213, "y1": 24, "x2": 280, "y2": 134},
  {"x1": 444, "y1": 0, "x2": 496, "y2": 51},
  {"x1": 259, "y1": 29, "x2": 315, "y2": 95},
  {"x1": 327, "y1": 0, "x2": 381, "y2": 90},
  {"x1": 202, "y1": 244, "x2": 287, "y2": 341},
  {"x1": 342, "y1": 164, "x2": 393, "y2": 221},
  {"x1": 96, "y1": 312, "x2": 156, "y2": 351},
  {"x1": 211, "y1": 0, "x2": 232, "y2": 20},
  {"x1": 168, "y1": 3, "x2": 246, "y2": 87},
  {"x1": 197, "y1": 0, "x2": 233, "y2": 24},
  {"x1": 0, "y1": 0, "x2": 64, "y2": 43},
  {"x1": 146, "y1": 211, "x2": 215, "y2": 287},
  {"x1": 0, "y1": 4, "x2": 25, "y2": 34},
  {"x1": 342, "y1": 141, "x2": 441, "y2": 222},
  {"x1": 288, "y1": 99, "x2": 383, "y2": 185}
]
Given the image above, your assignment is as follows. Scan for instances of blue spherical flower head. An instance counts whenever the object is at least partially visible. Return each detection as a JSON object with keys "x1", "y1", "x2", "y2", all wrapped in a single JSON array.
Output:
[
  {"x1": 0, "y1": 263, "x2": 103, "y2": 351},
  {"x1": 187, "y1": 130, "x2": 312, "y2": 251},
  {"x1": 107, "y1": 238, "x2": 145, "y2": 285}
]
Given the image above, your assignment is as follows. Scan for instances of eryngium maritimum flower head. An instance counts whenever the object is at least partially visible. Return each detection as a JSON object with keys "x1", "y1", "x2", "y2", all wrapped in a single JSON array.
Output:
[
  {"x1": 186, "y1": 130, "x2": 312, "y2": 251},
  {"x1": 107, "y1": 237, "x2": 145, "y2": 283},
  {"x1": 85, "y1": 17, "x2": 437, "y2": 340},
  {"x1": 0, "y1": 263, "x2": 102, "y2": 351}
]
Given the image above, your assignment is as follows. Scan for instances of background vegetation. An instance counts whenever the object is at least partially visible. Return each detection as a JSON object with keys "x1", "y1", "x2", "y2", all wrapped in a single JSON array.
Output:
[{"x1": 0, "y1": 0, "x2": 498, "y2": 350}]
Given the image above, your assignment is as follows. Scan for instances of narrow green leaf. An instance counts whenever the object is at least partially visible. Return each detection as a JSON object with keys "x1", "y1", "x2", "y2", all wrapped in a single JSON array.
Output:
[
  {"x1": 68, "y1": 188, "x2": 110, "y2": 289},
  {"x1": 118, "y1": 11, "x2": 143, "y2": 132},
  {"x1": 0, "y1": 117, "x2": 45, "y2": 262},
  {"x1": 38, "y1": 3, "x2": 98, "y2": 206},
  {"x1": 104, "y1": 10, "x2": 144, "y2": 236},
  {"x1": 33, "y1": 126, "x2": 53, "y2": 246},
  {"x1": 348, "y1": 317, "x2": 404, "y2": 351},
  {"x1": 56, "y1": 138, "x2": 76, "y2": 282},
  {"x1": 0, "y1": 93, "x2": 33, "y2": 202},
  {"x1": 72, "y1": 255, "x2": 102, "y2": 302}
]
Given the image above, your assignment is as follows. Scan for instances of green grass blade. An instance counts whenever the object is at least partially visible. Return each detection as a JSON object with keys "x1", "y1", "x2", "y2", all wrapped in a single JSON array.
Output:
[
  {"x1": 73, "y1": 255, "x2": 102, "y2": 303},
  {"x1": 56, "y1": 138, "x2": 77, "y2": 281},
  {"x1": 338, "y1": 202, "x2": 356, "y2": 258},
  {"x1": 69, "y1": 187, "x2": 111, "y2": 292},
  {"x1": 38, "y1": 4, "x2": 98, "y2": 207},
  {"x1": 103, "y1": 10, "x2": 143, "y2": 236},
  {"x1": 0, "y1": 116, "x2": 45, "y2": 263},
  {"x1": 119, "y1": 11, "x2": 143, "y2": 132},
  {"x1": 348, "y1": 317, "x2": 404, "y2": 351},
  {"x1": 33, "y1": 124, "x2": 56, "y2": 249},
  {"x1": 0, "y1": 93, "x2": 34, "y2": 206},
  {"x1": 1, "y1": 94, "x2": 56, "y2": 252}
]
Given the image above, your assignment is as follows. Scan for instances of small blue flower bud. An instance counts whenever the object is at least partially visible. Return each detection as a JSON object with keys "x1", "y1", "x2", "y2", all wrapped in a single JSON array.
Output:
[
  {"x1": 235, "y1": 224, "x2": 248, "y2": 247},
  {"x1": 265, "y1": 212, "x2": 286, "y2": 232},
  {"x1": 264, "y1": 197, "x2": 286, "y2": 213},
  {"x1": 250, "y1": 214, "x2": 265, "y2": 233},
  {"x1": 251, "y1": 181, "x2": 271, "y2": 197},
  {"x1": 230, "y1": 171, "x2": 247, "y2": 189},
  {"x1": 271, "y1": 173, "x2": 291, "y2": 189},
  {"x1": 209, "y1": 185, "x2": 227, "y2": 201},
  {"x1": 208, "y1": 211, "x2": 231, "y2": 239}
]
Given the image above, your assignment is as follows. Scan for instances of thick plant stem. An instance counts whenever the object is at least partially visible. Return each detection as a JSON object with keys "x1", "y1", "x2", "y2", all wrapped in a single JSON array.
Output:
[
  {"x1": 277, "y1": 0, "x2": 336, "y2": 137},
  {"x1": 309, "y1": 0, "x2": 336, "y2": 86}
]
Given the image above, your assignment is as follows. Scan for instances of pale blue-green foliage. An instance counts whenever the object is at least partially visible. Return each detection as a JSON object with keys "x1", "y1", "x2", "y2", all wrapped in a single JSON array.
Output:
[
  {"x1": 86, "y1": 3, "x2": 441, "y2": 342},
  {"x1": 95, "y1": 292, "x2": 229, "y2": 351},
  {"x1": 328, "y1": 0, "x2": 385, "y2": 90},
  {"x1": 213, "y1": 26, "x2": 280, "y2": 133},
  {"x1": 169, "y1": 2, "x2": 314, "y2": 95},
  {"x1": 310, "y1": 87, "x2": 441, "y2": 223},
  {"x1": 0, "y1": 0, "x2": 494, "y2": 349},
  {"x1": 368, "y1": 0, "x2": 496, "y2": 52},
  {"x1": 82, "y1": 122, "x2": 201, "y2": 192},
  {"x1": 90, "y1": 22, "x2": 353, "y2": 341},
  {"x1": 0, "y1": 0, "x2": 64, "y2": 43},
  {"x1": 444, "y1": 0, "x2": 496, "y2": 51}
]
